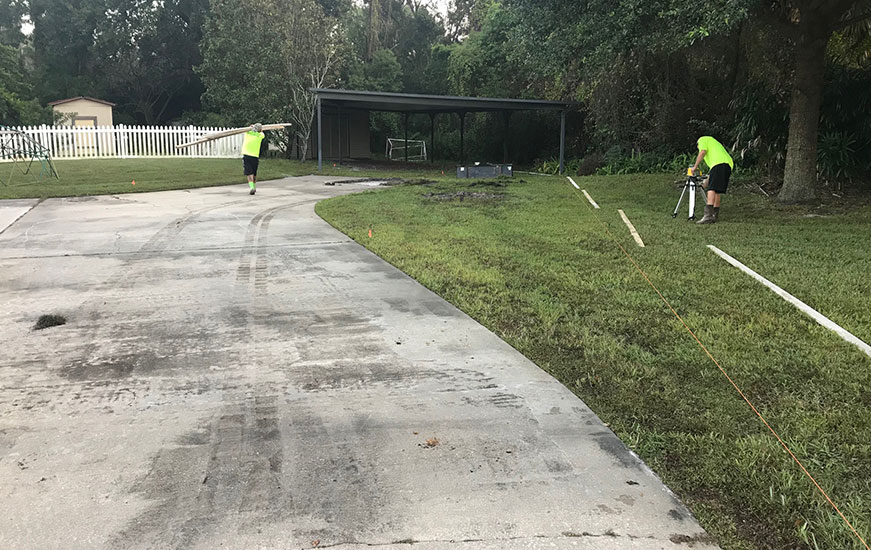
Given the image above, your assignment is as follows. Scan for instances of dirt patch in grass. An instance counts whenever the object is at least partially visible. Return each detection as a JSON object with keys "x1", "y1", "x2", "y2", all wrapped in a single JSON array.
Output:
[
  {"x1": 423, "y1": 191, "x2": 505, "y2": 201},
  {"x1": 33, "y1": 314, "x2": 67, "y2": 331},
  {"x1": 328, "y1": 178, "x2": 437, "y2": 187},
  {"x1": 669, "y1": 533, "x2": 718, "y2": 545},
  {"x1": 466, "y1": 177, "x2": 524, "y2": 188},
  {"x1": 397, "y1": 178, "x2": 437, "y2": 187},
  {"x1": 328, "y1": 177, "x2": 403, "y2": 186}
]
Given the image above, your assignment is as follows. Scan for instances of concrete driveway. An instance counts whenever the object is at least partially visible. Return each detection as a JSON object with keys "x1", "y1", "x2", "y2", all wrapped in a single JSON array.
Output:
[{"x1": 0, "y1": 177, "x2": 718, "y2": 549}]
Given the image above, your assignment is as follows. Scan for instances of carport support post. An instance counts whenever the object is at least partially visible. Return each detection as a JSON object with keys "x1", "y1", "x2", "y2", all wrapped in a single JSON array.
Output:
[
  {"x1": 429, "y1": 113, "x2": 435, "y2": 163},
  {"x1": 559, "y1": 110, "x2": 566, "y2": 175},
  {"x1": 338, "y1": 106, "x2": 343, "y2": 163},
  {"x1": 404, "y1": 112, "x2": 409, "y2": 163},
  {"x1": 459, "y1": 111, "x2": 466, "y2": 166},
  {"x1": 317, "y1": 97, "x2": 323, "y2": 171},
  {"x1": 502, "y1": 111, "x2": 511, "y2": 164}
]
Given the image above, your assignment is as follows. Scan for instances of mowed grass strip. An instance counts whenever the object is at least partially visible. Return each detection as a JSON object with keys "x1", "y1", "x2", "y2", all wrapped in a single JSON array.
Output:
[{"x1": 316, "y1": 174, "x2": 871, "y2": 550}]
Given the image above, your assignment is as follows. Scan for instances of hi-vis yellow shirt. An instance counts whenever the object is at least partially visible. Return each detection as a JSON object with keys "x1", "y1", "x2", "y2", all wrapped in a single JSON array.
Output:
[
  {"x1": 697, "y1": 136, "x2": 734, "y2": 170},
  {"x1": 242, "y1": 131, "x2": 265, "y2": 157}
]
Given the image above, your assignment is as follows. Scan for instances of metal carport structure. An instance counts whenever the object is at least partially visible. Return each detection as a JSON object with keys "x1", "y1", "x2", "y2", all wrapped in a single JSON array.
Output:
[{"x1": 311, "y1": 89, "x2": 578, "y2": 174}]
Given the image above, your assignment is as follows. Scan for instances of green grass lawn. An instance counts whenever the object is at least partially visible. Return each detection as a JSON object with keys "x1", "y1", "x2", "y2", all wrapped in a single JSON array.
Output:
[
  {"x1": 316, "y1": 174, "x2": 871, "y2": 550},
  {"x1": 0, "y1": 157, "x2": 453, "y2": 199}
]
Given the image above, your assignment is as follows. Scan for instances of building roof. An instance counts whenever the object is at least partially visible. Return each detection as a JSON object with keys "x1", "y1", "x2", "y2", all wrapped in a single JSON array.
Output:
[
  {"x1": 311, "y1": 89, "x2": 578, "y2": 114},
  {"x1": 47, "y1": 96, "x2": 116, "y2": 107}
]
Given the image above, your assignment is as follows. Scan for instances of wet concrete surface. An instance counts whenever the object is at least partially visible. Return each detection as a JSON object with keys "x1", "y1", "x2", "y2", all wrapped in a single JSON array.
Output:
[{"x1": 0, "y1": 177, "x2": 719, "y2": 549}]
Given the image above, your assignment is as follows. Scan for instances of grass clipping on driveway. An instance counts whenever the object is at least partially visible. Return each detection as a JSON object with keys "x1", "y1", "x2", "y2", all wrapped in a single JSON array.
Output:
[{"x1": 317, "y1": 174, "x2": 871, "y2": 550}]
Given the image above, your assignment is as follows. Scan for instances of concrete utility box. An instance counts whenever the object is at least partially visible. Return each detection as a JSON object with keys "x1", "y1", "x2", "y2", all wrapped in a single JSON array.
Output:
[{"x1": 457, "y1": 163, "x2": 513, "y2": 179}]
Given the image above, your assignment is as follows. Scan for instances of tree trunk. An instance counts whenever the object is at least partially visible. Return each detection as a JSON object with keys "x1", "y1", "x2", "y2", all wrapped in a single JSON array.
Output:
[{"x1": 779, "y1": 32, "x2": 828, "y2": 203}]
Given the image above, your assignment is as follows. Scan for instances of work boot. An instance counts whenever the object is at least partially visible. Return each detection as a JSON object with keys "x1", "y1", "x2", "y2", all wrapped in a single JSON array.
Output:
[
  {"x1": 713, "y1": 207, "x2": 720, "y2": 221},
  {"x1": 696, "y1": 205, "x2": 716, "y2": 224}
]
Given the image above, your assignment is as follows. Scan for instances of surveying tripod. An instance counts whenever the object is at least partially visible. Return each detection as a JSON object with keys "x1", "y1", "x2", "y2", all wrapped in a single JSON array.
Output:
[{"x1": 672, "y1": 169, "x2": 708, "y2": 220}]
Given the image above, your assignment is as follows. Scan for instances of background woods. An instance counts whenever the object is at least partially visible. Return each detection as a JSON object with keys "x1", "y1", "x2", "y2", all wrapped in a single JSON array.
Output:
[{"x1": 1, "y1": 0, "x2": 870, "y2": 197}]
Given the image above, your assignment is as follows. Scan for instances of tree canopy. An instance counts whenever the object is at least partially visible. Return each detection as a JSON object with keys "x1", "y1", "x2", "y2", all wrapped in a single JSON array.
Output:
[{"x1": 1, "y1": 0, "x2": 869, "y2": 198}]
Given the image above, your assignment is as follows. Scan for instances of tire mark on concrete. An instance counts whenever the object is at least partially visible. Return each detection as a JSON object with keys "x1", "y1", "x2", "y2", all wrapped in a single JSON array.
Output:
[
  {"x1": 140, "y1": 198, "x2": 248, "y2": 255},
  {"x1": 107, "y1": 393, "x2": 288, "y2": 550},
  {"x1": 60, "y1": 198, "x2": 265, "y2": 382},
  {"x1": 235, "y1": 199, "x2": 319, "y2": 290}
]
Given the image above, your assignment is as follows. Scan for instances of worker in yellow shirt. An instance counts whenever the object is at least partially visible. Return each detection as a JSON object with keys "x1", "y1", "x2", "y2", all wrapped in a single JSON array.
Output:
[
  {"x1": 241, "y1": 123, "x2": 265, "y2": 195},
  {"x1": 691, "y1": 136, "x2": 734, "y2": 224}
]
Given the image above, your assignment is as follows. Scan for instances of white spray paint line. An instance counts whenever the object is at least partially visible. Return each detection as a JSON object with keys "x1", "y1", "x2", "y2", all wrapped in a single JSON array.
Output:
[
  {"x1": 582, "y1": 191, "x2": 600, "y2": 209},
  {"x1": 708, "y1": 245, "x2": 871, "y2": 358},
  {"x1": 566, "y1": 177, "x2": 601, "y2": 209},
  {"x1": 618, "y1": 209, "x2": 645, "y2": 248}
]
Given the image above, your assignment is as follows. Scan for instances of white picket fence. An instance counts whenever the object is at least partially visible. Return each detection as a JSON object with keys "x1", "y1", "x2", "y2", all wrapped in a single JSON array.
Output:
[{"x1": 2, "y1": 125, "x2": 244, "y2": 160}]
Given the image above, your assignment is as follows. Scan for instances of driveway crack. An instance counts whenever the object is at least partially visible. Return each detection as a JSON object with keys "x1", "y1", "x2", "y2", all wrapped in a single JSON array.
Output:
[{"x1": 309, "y1": 530, "x2": 666, "y2": 548}]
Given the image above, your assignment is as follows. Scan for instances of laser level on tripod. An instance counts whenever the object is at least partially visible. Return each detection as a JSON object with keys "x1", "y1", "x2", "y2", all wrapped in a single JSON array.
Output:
[{"x1": 672, "y1": 168, "x2": 708, "y2": 220}]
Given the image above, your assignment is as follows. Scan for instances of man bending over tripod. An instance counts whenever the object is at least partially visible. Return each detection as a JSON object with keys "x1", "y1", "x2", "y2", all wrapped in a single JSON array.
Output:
[{"x1": 691, "y1": 136, "x2": 733, "y2": 224}]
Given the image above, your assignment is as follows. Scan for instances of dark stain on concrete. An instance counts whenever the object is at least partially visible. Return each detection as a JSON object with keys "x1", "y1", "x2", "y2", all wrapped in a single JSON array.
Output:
[
  {"x1": 295, "y1": 359, "x2": 451, "y2": 393},
  {"x1": 544, "y1": 458, "x2": 574, "y2": 473},
  {"x1": 669, "y1": 508, "x2": 688, "y2": 521},
  {"x1": 592, "y1": 431, "x2": 643, "y2": 471},
  {"x1": 424, "y1": 300, "x2": 462, "y2": 318},
  {"x1": 177, "y1": 430, "x2": 210, "y2": 446},
  {"x1": 597, "y1": 504, "x2": 619, "y2": 515},
  {"x1": 488, "y1": 393, "x2": 524, "y2": 409},
  {"x1": 383, "y1": 298, "x2": 413, "y2": 313},
  {"x1": 108, "y1": 395, "x2": 287, "y2": 549},
  {"x1": 616, "y1": 494, "x2": 636, "y2": 506},
  {"x1": 63, "y1": 351, "x2": 164, "y2": 381}
]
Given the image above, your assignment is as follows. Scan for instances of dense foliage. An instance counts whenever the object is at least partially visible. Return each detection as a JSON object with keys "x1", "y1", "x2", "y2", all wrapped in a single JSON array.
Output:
[{"x1": 0, "y1": 0, "x2": 869, "y2": 192}]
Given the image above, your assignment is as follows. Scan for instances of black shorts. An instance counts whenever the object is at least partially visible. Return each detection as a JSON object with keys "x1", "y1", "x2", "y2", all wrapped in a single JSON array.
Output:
[
  {"x1": 243, "y1": 155, "x2": 259, "y2": 176},
  {"x1": 708, "y1": 163, "x2": 731, "y2": 194}
]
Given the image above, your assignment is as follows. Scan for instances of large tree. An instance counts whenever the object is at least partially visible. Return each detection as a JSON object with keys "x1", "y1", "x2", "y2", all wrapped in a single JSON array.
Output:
[
  {"x1": 776, "y1": 0, "x2": 871, "y2": 202},
  {"x1": 96, "y1": 0, "x2": 208, "y2": 123},
  {"x1": 198, "y1": 0, "x2": 345, "y2": 158},
  {"x1": 0, "y1": 42, "x2": 49, "y2": 124},
  {"x1": 0, "y1": 0, "x2": 27, "y2": 47},
  {"x1": 507, "y1": 0, "x2": 871, "y2": 200},
  {"x1": 29, "y1": 0, "x2": 206, "y2": 123},
  {"x1": 30, "y1": 0, "x2": 105, "y2": 102},
  {"x1": 445, "y1": 0, "x2": 491, "y2": 42}
]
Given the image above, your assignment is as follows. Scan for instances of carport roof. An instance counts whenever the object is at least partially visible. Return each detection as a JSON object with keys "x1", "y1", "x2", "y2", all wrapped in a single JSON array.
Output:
[{"x1": 311, "y1": 88, "x2": 578, "y2": 114}]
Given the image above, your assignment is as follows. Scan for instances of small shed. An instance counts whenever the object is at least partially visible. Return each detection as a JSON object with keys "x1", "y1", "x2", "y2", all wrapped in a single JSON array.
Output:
[{"x1": 48, "y1": 97, "x2": 116, "y2": 128}]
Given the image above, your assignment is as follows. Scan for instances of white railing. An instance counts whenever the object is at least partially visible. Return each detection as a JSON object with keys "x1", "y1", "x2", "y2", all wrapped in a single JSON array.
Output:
[{"x1": 2, "y1": 125, "x2": 244, "y2": 160}]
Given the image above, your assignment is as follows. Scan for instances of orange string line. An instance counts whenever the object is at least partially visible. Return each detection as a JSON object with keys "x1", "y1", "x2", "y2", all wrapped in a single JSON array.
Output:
[{"x1": 567, "y1": 185, "x2": 869, "y2": 549}]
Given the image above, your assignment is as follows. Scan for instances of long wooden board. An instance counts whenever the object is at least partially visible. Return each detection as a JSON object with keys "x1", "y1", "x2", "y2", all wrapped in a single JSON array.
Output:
[{"x1": 175, "y1": 123, "x2": 291, "y2": 149}]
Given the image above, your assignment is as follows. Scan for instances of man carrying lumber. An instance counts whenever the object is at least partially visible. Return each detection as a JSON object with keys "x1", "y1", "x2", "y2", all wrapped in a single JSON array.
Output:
[
  {"x1": 242, "y1": 123, "x2": 265, "y2": 195},
  {"x1": 691, "y1": 136, "x2": 734, "y2": 224}
]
